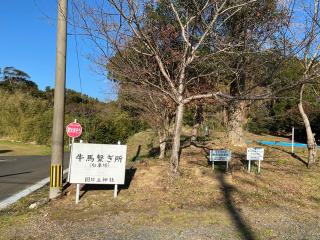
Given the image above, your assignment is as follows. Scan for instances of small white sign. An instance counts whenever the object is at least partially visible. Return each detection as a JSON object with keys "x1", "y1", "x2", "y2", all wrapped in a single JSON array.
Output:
[
  {"x1": 68, "y1": 143, "x2": 127, "y2": 184},
  {"x1": 247, "y1": 147, "x2": 264, "y2": 161},
  {"x1": 210, "y1": 150, "x2": 231, "y2": 161}
]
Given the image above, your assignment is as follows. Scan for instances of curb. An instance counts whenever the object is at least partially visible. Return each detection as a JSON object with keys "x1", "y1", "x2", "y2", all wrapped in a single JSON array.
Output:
[{"x1": 0, "y1": 168, "x2": 68, "y2": 210}]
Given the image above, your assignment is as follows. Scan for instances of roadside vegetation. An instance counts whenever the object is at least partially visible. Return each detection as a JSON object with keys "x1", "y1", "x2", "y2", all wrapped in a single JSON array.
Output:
[{"x1": 0, "y1": 67, "x2": 145, "y2": 146}]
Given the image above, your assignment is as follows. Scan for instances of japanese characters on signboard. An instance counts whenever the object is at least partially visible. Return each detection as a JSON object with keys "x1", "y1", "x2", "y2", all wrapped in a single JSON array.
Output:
[
  {"x1": 210, "y1": 150, "x2": 231, "y2": 162},
  {"x1": 68, "y1": 143, "x2": 127, "y2": 184},
  {"x1": 247, "y1": 147, "x2": 264, "y2": 161}
]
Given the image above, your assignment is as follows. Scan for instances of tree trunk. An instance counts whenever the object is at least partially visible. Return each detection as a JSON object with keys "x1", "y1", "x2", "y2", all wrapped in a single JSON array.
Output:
[
  {"x1": 227, "y1": 55, "x2": 246, "y2": 146},
  {"x1": 191, "y1": 105, "x2": 203, "y2": 142},
  {"x1": 227, "y1": 101, "x2": 246, "y2": 146},
  {"x1": 170, "y1": 103, "x2": 184, "y2": 174},
  {"x1": 298, "y1": 84, "x2": 317, "y2": 167},
  {"x1": 191, "y1": 123, "x2": 200, "y2": 142},
  {"x1": 158, "y1": 130, "x2": 167, "y2": 159}
]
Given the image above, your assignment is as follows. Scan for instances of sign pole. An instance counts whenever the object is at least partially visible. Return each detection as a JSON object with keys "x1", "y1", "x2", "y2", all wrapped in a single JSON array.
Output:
[
  {"x1": 291, "y1": 126, "x2": 295, "y2": 154},
  {"x1": 226, "y1": 161, "x2": 229, "y2": 171},
  {"x1": 248, "y1": 160, "x2": 251, "y2": 173},
  {"x1": 210, "y1": 151, "x2": 215, "y2": 170},
  {"x1": 49, "y1": 0, "x2": 68, "y2": 200},
  {"x1": 113, "y1": 140, "x2": 121, "y2": 198},
  {"x1": 258, "y1": 160, "x2": 261, "y2": 173},
  {"x1": 75, "y1": 139, "x2": 83, "y2": 204},
  {"x1": 71, "y1": 119, "x2": 77, "y2": 146},
  {"x1": 75, "y1": 183, "x2": 80, "y2": 204}
]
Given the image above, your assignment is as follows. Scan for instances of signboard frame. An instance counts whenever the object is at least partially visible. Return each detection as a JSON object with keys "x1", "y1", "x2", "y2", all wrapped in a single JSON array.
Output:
[
  {"x1": 68, "y1": 141, "x2": 127, "y2": 203},
  {"x1": 246, "y1": 147, "x2": 264, "y2": 173},
  {"x1": 209, "y1": 149, "x2": 231, "y2": 171}
]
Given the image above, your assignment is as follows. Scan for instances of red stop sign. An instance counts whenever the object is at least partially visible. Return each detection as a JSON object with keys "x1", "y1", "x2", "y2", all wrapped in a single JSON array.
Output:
[{"x1": 66, "y1": 122, "x2": 82, "y2": 138}]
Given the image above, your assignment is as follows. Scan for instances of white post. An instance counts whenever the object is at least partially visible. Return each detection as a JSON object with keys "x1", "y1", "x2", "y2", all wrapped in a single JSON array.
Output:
[
  {"x1": 291, "y1": 126, "x2": 295, "y2": 154},
  {"x1": 114, "y1": 140, "x2": 121, "y2": 198},
  {"x1": 75, "y1": 183, "x2": 80, "y2": 204},
  {"x1": 210, "y1": 151, "x2": 214, "y2": 170},
  {"x1": 248, "y1": 160, "x2": 251, "y2": 173},
  {"x1": 258, "y1": 160, "x2": 261, "y2": 173},
  {"x1": 72, "y1": 119, "x2": 77, "y2": 145},
  {"x1": 75, "y1": 137, "x2": 83, "y2": 204},
  {"x1": 113, "y1": 184, "x2": 118, "y2": 198}
]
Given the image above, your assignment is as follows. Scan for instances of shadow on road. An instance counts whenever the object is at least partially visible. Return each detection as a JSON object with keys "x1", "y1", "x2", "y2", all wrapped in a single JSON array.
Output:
[
  {"x1": 0, "y1": 171, "x2": 32, "y2": 178},
  {"x1": 79, "y1": 167, "x2": 137, "y2": 199},
  {"x1": 0, "y1": 150, "x2": 13, "y2": 154},
  {"x1": 217, "y1": 172, "x2": 257, "y2": 240}
]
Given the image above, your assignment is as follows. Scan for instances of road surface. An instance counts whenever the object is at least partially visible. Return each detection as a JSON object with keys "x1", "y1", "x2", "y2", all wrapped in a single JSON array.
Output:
[{"x1": 0, "y1": 153, "x2": 69, "y2": 202}]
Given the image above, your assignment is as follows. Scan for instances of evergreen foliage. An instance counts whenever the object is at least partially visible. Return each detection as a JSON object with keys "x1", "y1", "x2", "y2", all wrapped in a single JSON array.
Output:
[{"x1": 0, "y1": 67, "x2": 142, "y2": 145}]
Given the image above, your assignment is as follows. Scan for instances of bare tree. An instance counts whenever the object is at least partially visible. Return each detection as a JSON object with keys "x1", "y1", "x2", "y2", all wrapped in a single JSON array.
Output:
[
  {"x1": 74, "y1": 0, "x2": 260, "y2": 174},
  {"x1": 75, "y1": 0, "x2": 315, "y2": 173},
  {"x1": 118, "y1": 83, "x2": 175, "y2": 159},
  {"x1": 285, "y1": 0, "x2": 320, "y2": 166}
]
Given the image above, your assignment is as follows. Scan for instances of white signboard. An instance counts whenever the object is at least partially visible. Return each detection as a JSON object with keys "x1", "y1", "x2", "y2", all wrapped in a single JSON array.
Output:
[
  {"x1": 68, "y1": 143, "x2": 127, "y2": 185},
  {"x1": 247, "y1": 147, "x2": 264, "y2": 161},
  {"x1": 210, "y1": 150, "x2": 231, "y2": 162}
]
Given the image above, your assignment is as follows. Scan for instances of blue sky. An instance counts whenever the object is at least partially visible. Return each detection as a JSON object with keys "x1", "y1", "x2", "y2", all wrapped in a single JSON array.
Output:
[{"x1": 0, "y1": 0, "x2": 115, "y2": 101}]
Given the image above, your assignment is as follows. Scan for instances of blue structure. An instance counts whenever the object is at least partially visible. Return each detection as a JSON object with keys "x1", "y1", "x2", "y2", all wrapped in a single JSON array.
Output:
[{"x1": 256, "y1": 140, "x2": 310, "y2": 148}]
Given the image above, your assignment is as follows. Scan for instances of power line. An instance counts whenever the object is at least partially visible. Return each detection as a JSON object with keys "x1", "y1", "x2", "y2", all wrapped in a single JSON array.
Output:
[
  {"x1": 71, "y1": 0, "x2": 89, "y2": 141},
  {"x1": 71, "y1": 0, "x2": 83, "y2": 96}
]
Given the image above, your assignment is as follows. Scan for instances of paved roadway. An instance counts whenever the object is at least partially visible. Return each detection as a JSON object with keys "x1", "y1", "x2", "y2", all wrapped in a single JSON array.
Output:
[{"x1": 0, "y1": 153, "x2": 69, "y2": 202}]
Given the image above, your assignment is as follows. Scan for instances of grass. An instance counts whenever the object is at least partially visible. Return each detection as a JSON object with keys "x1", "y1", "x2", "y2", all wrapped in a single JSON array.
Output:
[
  {"x1": 126, "y1": 129, "x2": 158, "y2": 161},
  {"x1": 0, "y1": 140, "x2": 51, "y2": 156},
  {"x1": 1, "y1": 130, "x2": 320, "y2": 239}
]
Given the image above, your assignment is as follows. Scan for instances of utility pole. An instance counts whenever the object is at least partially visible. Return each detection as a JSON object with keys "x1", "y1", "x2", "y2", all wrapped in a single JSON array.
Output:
[{"x1": 49, "y1": 0, "x2": 68, "y2": 199}]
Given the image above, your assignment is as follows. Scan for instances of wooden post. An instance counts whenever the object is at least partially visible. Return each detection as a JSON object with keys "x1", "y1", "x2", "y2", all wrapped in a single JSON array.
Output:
[
  {"x1": 248, "y1": 160, "x2": 251, "y2": 173},
  {"x1": 258, "y1": 160, "x2": 261, "y2": 173}
]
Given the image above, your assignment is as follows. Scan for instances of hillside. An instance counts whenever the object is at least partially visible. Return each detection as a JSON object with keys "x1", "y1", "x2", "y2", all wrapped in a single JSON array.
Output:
[{"x1": 0, "y1": 78, "x2": 141, "y2": 145}]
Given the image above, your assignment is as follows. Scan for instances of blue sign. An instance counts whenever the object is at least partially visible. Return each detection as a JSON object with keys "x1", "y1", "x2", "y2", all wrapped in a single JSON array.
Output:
[{"x1": 210, "y1": 150, "x2": 231, "y2": 162}]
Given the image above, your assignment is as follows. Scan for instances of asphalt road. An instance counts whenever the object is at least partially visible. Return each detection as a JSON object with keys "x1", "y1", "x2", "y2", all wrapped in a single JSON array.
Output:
[{"x1": 0, "y1": 153, "x2": 69, "y2": 202}]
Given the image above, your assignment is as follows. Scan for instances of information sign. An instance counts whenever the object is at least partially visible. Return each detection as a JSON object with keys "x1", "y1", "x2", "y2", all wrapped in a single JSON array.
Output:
[
  {"x1": 209, "y1": 150, "x2": 231, "y2": 161},
  {"x1": 247, "y1": 147, "x2": 264, "y2": 161},
  {"x1": 68, "y1": 143, "x2": 127, "y2": 185}
]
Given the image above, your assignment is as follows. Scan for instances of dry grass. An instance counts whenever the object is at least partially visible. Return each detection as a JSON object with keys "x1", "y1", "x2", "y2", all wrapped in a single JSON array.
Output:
[
  {"x1": 1, "y1": 131, "x2": 320, "y2": 239},
  {"x1": 0, "y1": 140, "x2": 51, "y2": 156}
]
